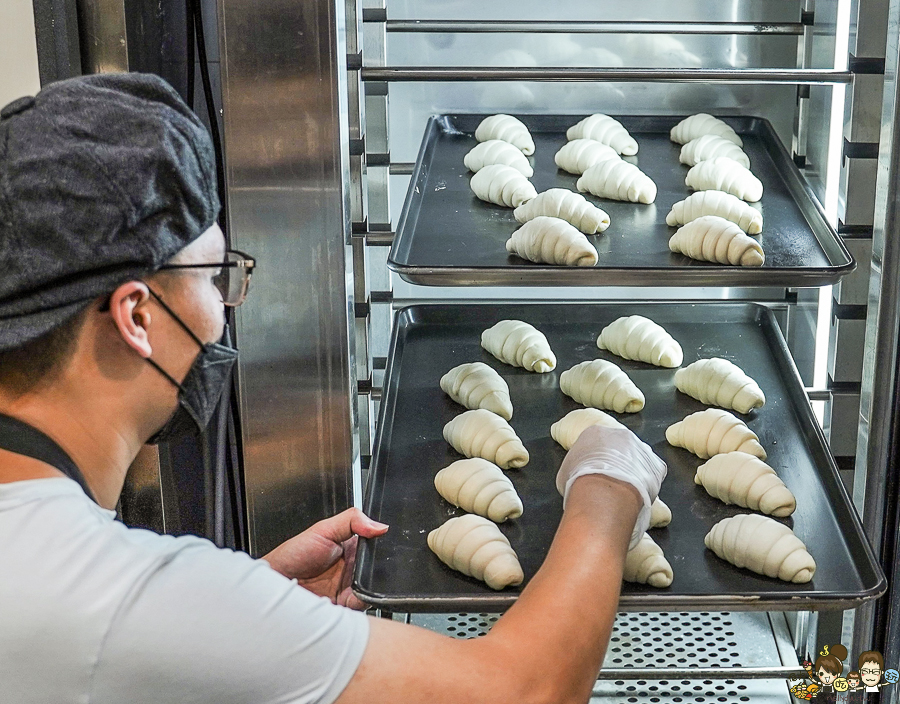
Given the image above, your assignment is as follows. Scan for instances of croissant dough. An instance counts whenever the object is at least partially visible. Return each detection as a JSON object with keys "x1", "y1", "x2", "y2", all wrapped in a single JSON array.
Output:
[
  {"x1": 506, "y1": 216, "x2": 599, "y2": 267},
  {"x1": 428, "y1": 514, "x2": 525, "y2": 590},
  {"x1": 514, "y1": 188, "x2": 610, "y2": 234},
  {"x1": 680, "y1": 135, "x2": 750, "y2": 169},
  {"x1": 475, "y1": 114, "x2": 535, "y2": 155},
  {"x1": 554, "y1": 139, "x2": 619, "y2": 175},
  {"x1": 624, "y1": 533, "x2": 673, "y2": 588},
  {"x1": 577, "y1": 159, "x2": 657, "y2": 204},
  {"x1": 674, "y1": 357, "x2": 765, "y2": 413},
  {"x1": 566, "y1": 114, "x2": 639, "y2": 156},
  {"x1": 666, "y1": 409, "x2": 766, "y2": 460},
  {"x1": 559, "y1": 359, "x2": 645, "y2": 413},
  {"x1": 464, "y1": 140, "x2": 534, "y2": 177},
  {"x1": 704, "y1": 513, "x2": 815, "y2": 583},
  {"x1": 670, "y1": 113, "x2": 743, "y2": 147},
  {"x1": 597, "y1": 315, "x2": 683, "y2": 368},
  {"x1": 695, "y1": 452, "x2": 796, "y2": 517},
  {"x1": 669, "y1": 215, "x2": 765, "y2": 267},
  {"x1": 649, "y1": 498, "x2": 672, "y2": 528},
  {"x1": 685, "y1": 157, "x2": 763, "y2": 203},
  {"x1": 471, "y1": 164, "x2": 537, "y2": 208},
  {"x1": 666, "y1": 190, "x2": 763, "y2": 235},
  {"x1": 550, "y1": 408, "x2": 625, "y2": 450},
  {"x1": 444, "y1": 409, "x2": 529, "y2": 470},
  {"x1": 440, "y1": 362, "x2": 513, "y2": 420},
  {"x1": 481, "y1": 320, "x2": 556, "y2": 373},
  {"x1": 434, "y1": 458, "x2": 524, "y2": 523}
]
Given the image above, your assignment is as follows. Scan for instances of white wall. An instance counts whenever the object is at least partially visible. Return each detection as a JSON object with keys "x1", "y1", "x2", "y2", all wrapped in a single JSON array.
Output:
[{"x1": 0, "y1": 0, "x2": 41, "y2": 106}]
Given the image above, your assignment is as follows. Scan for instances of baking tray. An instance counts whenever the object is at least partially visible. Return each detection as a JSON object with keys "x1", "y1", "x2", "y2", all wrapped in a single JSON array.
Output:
[
  {"x1": 387, "y1": 114, "x2": 854, "y2": 287},
  {"x1": 352, "y1": 303, "x2": 885, "y2": 612}
]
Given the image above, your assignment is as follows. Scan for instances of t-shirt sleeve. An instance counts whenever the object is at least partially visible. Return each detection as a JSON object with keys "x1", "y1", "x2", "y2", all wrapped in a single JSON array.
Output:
[{"x1": 88, "y1": 537, "x2": 369, "y2": 704}]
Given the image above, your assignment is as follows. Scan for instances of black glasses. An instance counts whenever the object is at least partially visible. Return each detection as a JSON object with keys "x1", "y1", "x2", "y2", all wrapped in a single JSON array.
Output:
[{"x1": 157, "y1": 249, "x2": 255, "y2": 306}]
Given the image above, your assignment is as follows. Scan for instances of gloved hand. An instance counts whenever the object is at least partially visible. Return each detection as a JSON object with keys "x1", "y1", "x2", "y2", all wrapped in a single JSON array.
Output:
[{"x1": 555, "y1": 424, "x2": 667, "y2": 549}]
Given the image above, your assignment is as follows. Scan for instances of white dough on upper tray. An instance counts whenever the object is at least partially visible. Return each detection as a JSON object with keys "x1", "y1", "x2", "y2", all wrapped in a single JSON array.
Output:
[
  {"x1": 514, "y1": 188, "x2": 610, "y2": 234},
  {"x1": 649, "y1": 498, "x2": 672, "y2": 528},
  {"x1": 434, "y1": 458, "x2": 524, "y2": 523},
  {"x1": 680, "y1": 135, "x2": 750, "y2": 169},
  {"x1": 624, "y1": 533, "x2": 673, "y2": 588},
  {"x1": 506, "y1": 216, "x2": 599, "y2": 267},
  {"x1": 577, "y1": 159, "x2": 657, "y2": 204},
  {"x1": 666, "y1": 190, "x2": 763, "y2": 234},
  {"x1": 559, "y1": 359, "x2": 645, "y2": 413},
  {"x1": 440, "y1": 362, "x2": 513, "y2": 420},
  {"x1": 554, "y1": 139, "x2": 619, "y2": 175},
  {"x1": 428, "y1": 514, "x2": 524, "y2": 590},
  {"x1": 566, "y1": 114, "x2": 638, "y2": 156},
  {"x1": 695, "y1": 452, "x2": 796, "y2": 517},
  {"x1": 443, "y1": 409, "x2": 529, "y2": 470},
  {"x1": 674, "y1": 357, "x2": 766, "y2": 414},
  {"x1": 550, "y1": 408, "x2": 625, "y2": 450},
  {"x1": 464, "y1": 140, "x2": 534, "y2": 177},
  {"x1": 474, "y1": 114, "x2": 535, "y2": 155},
  {"x1": 481, "y1": 320, "x2": 556, "y2": 373},
  {"x1": 670, "y1": 113, "x2": 743, "y2": 146},
  {"x1": 685, "y1": 157, "x2": 763, "y2": 203},
  {"x1": 668, "y1": 215, "x2": 765, "y2": 267},
  {"x1": 666, "y1": 408, "x2": 766, "y2": 460},
  {"x1": 470, "y1": 164, "x2": 537, "y2": 208},
  {"x1": 596, "y1": 315, "x2": 683, "y2": 368}
]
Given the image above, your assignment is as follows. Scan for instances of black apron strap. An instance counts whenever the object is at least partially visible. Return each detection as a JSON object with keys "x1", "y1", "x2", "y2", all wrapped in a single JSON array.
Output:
[{"x1": 0, "y1": 413, "x2": 96, "y2": 503}]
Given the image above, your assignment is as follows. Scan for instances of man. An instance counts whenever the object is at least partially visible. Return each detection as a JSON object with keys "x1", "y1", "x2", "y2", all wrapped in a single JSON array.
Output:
[
  {"x1": 858, "y1": 651, "x2": 886, "y2": 693},
  {"x1": 0, "y1": 73, "x2": 665, "y2": 704}
]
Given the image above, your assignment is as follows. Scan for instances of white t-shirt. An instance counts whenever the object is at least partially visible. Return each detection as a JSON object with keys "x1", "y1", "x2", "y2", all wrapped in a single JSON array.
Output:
[{"x1": 0, "y1": 478, "x2": 368, "y2": 703}]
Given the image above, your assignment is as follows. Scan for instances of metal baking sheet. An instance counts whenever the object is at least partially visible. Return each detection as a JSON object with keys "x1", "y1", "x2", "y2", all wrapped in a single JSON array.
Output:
[
  {"x1": 352, "y1": 303, "x2": 884, "y2": 612},
  {"x1": 387, "y1": 115, "x2": 854, "y2": 287}
]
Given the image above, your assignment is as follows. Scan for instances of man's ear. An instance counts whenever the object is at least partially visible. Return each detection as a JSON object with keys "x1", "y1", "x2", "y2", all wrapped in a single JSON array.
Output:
[{"x1": 108, "y1": 282, "x2": 153, "y2": 358}]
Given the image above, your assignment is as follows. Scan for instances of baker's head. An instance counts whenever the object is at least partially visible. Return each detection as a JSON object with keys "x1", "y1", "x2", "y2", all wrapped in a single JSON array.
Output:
[{"x1": 0, "y1": 73, "x2": 251, "y2": 443}]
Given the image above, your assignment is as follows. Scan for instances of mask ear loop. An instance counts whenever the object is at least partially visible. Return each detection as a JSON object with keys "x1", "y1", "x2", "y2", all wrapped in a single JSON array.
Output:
[{"x1": 142, "y1": 287, "x2": 206, "y2": 391}]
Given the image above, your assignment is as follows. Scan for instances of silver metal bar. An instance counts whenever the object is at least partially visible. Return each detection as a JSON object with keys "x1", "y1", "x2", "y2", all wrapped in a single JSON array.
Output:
[
  {"x1": 364, "y1": 231, "x2": 395, "y2": 246},
  {"x1": 361, "y1": 67, "x2": 853, "y2": 84},
  {"x1": 389, "y1": 162, "x2": 414, "y2": 175},
  {"x1": 805, "y1": 388, "x2": 832, "y2": 401},
  {"x1": 378, "y1": 20, "x2": 804, "y2": 35},
  {"x1": 593, "y1": 667, "x2": 806, "y2": 681}
]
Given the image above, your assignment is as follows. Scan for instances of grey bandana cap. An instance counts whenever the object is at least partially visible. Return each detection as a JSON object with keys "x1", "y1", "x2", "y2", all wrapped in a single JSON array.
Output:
[{"x1": 0, "y1": 72, "x2": 220, "y2": 352}]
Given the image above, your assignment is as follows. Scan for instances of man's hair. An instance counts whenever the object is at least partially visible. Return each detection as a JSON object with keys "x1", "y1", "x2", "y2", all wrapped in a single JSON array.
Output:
[
  {"x1": 858, "y1": 651, "x2": 884, "y2": 670},
  {"x1": 0, "y1": 310, "x2": 89, "y2": 394}
]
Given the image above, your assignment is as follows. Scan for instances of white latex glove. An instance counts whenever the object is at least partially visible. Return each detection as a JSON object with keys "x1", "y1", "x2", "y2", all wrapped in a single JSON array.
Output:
[{"x1": 555, "y1": 424, "x2": 667, "y2": 549}]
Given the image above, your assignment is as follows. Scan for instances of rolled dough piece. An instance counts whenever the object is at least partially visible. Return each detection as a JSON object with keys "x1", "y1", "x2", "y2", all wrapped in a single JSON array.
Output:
[
  {"x1": 481, "y1": 320, "x2": 556, "y2": 373},
  {"x1": 470, "y1": 164, "x2": 537, "y2": 208},
  {"x1": 666, "y1": 190, "x2": 762, "y2": 235},
  {"x1": 550, "y1": 408, "x2": 625, "y2": 450},
  {"x1": 440, "y1": 362, "x2": 513, "y2": 420},
  {"x1": 649, "y1": 498, "x2": 672, "y2": 528},
  {"x1": 695, "y1": 451, "x2": 796, "y2": 517},
  {"x1": 434, "y1": 458, "x2": 524, "y2": 523},
  {"x1": 577, "y1": 159, "x2": 657, "y2": 204},
  {"x1": 674, "y1": 357, "x2": 765, "y2": 413},
  {"x1": 685, "y1": 157, "x2": 763, "y2": 203},
  {"x1": 670, "y1": 113, "x2": 743, "y2": 147},
  {"x1": 669, "y1": 215, "x2": 765, "y2": 267},
  {"x1": 624, "y1": 533, "x2": 673, "y2": 588},
  {"x1": 666, "y1": 408, "x2": 766, "y2": 460},
  {"x1": 554, "y1": 139, "x2": 619, "y2": 175},
  {"x1": 704, "y1": 513, "x2": 815, "y2": 583},
  {"x1": 514, "y1": 188, "x2": 610, "y2": 234},
  {"x1": 559, "y1": 359, "x2": 645, "y2": 413},
  {"x1": 680, "y1": 134, "x2": 750, "y2": 169},
  {"x1": 428, "y1": 514, "x2": 525, "y2": 590},
  {"x1": 566, "y1": 114, "x2": 639, "y2": 156},
  {"x1": 464, "y1": 139, "x2": 534, "y2": 177},
  {"x1": 443, "y1": 409, "x2": 529, "y2": 469},
  {"x1": 475, "y1": 114, "x2": 535, "y2": 155},
  {"x1": 506, "y1": 216, "x2": 599, "y2": 267},
  {"x1": 597, "y1": 315, "x2": 683, "y2": 368}
]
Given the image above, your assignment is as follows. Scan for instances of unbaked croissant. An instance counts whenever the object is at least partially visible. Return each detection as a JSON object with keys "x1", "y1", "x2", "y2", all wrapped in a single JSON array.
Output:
[
  {"x1": 597, "y1": 315, "x2": 683, "y2": 368},
  {"x1": 443, "y1": 409, "x2": 529, "y2": 470},
  {"x1": 550, "y1": 408, "x2": 625, "y2": 450},
  {"x1": 434, "y1": 458, "x2": 524, "y2": 523},
  {"x1": 474, "y1": 114, "x2": 535, "y2": 155},
  {"x1": 566, "y1": 114, "x2": 638, "y2": 156},
  {"x1": 514, "y1": 188, "x2": 610, "y2": 234},
  {"x1": 470, "y1": 164, "x2": 537, "y2": 208},
  {"x1": 649, "y1": 498, "x2": 672, "y2": 528},
  {"x1": 670, "y1": 113, "x2": 743, "y2": 147},
  {"x1": 577, "y1": 159, "x2": 657, "y2": 204},
  {"x1": 481, "y1": 320, "x2": 556, "y2": 373},
  {"x1": 666, "y1": 190, "x2": 763, "y2": 235},
  {"x1": 464, "y1": 139, "x2": 534, "y2": 177},
  {"x1": 685, "y1": 157, "x2": 763, "y2": 202},
  {"x1": 624, "y1": 533, "x2": 673, "y2": 588},
  {"x1": 669, "y1": 215, "x2": 765, "y2": 267},
  {"x1": 554, "y1": 139, "x2": 619, "y2": 175},
  {"x1": 506, "y1": 216, "x2": 599, "y2": 267},
  {"x1": 666, "y1": 408, "x2": 766, "y2": 460},
  {"x1": 427, "y1": 514, "x2": 525, "y2": 590},
  {"x1": 704, "y1": 513, "x2": 815, "y2": 583},
  {"x1": 674, "y1": 357, "x2": 765, "y2": 413},
  {"x1": 680, "y1": 135, "x2": 750, "y2": 169},
  {"x1": 695, "y1": 452, "x2": 796, "y2": 517},
  {"x1": 559, "y1": 359, "x2": 645, "y2": 413},
  {"x1": 440, "y1": 362, "x2": 513, "y2": 420}
]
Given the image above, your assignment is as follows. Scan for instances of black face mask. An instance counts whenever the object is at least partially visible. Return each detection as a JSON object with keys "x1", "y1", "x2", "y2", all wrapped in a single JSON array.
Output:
[{"x1": 144, "y1": 289, "x2": 239, "y2": 445}]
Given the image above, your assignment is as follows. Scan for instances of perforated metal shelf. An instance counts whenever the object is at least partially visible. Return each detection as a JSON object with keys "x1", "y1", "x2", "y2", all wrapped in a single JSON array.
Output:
[{"x1": 407, "y1": 611, "x2": 796, "y2": 703}]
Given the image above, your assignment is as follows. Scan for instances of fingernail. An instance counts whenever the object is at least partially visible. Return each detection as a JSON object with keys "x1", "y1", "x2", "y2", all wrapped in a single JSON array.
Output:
[{"x1": 371, "y1": 520, "x2": 389, "y2": 529}]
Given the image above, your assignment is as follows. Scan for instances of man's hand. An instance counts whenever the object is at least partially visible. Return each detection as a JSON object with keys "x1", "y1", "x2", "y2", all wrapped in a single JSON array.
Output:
[{"x1": 262, "y1": 508, "x2": 388, "y2": 610}]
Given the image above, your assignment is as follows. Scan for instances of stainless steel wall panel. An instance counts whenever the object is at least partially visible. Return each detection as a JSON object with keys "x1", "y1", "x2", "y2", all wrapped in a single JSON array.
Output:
[
  {"x1": 835, "y1": 238, "x2": 873, "y2": 305},
  {"x1": 217, "y1": 0, "x2": 358, "y2": 555},
  {"x1": 828, "y1": 317, "x2": 866, "y2": 383},
  {"x1": 849, "y1": 0, "x2": 889, "y2": 60},
  {"x1": 845, "y1": 73, "x2": 886, "y2": 143},
  {"x1": 825, "y1": 390, "x2": 862, "y2": 457},
  {"x1": 840, "y1": 157, "x2": 879, "y2": 225}
]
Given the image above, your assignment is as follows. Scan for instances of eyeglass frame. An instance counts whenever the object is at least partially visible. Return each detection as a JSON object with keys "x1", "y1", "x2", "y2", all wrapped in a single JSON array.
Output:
[
  {"x1": 860, "y1": 668, "x2": 882, "y2": 676},
  {"x1": 156, "y1": 249, "x2": 256, "y2": 307}
]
